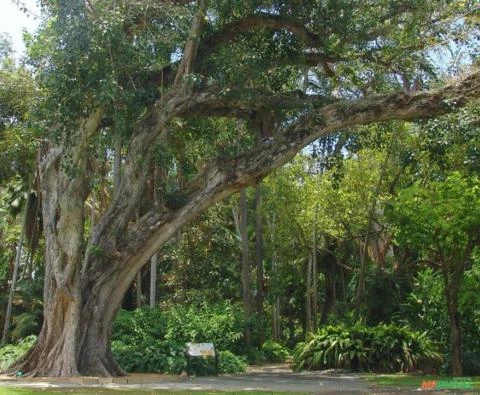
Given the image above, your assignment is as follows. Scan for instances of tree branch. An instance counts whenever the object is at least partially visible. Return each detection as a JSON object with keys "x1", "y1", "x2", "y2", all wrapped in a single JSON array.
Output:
[
  {"x1": 174, "y1": 0, "x2": 208, "y2": 86},
  {"x1": 201, "y1": 13, "x2": 325, "y2": 52},
  {"x1": 119, "y1": 67, "x2": 480, "y2": 272}
]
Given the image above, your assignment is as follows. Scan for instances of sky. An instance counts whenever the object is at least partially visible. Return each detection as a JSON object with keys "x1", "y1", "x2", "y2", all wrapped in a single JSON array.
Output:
[{"x1": 0, "y1": 0, "x2": 41, "y2": 56}]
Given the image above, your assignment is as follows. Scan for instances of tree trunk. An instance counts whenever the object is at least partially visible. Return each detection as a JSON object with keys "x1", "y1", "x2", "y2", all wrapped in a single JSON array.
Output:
[
  {"x1": 150, "y1": 253, "x2": 157, "y2": 309},
  {"x1": 448, "y1": 298, "x2": 462, "y2": 377},
  {"x1": 311, "y1": 218, "x2": 318, "y2": 331},
  {"x1": 136, "y1": 271, "x2": 143, "y2": 308},
  {"x1": 320, "y1": 243, "x2": 337, "y2": 324},
  {"x1": 305, "y1": 254, "x2": 313, "y2": 334},
  {"x1": 441, "y1": 258, "x2": 464, "y2": 377},
  {"x1": 357, "y1": 150, "x2": 390, "y2": 313},
  {"x1": 1, "y1": 187, "x2": 29, "y2": 346},
  {"x1": 239, "y1": 188, "x2": 252, "y2": 348},
  {"x1": 268, "y1": 213, "x2": 281, "y2": 342},
  {"x1": 254, "y1": 184, "x2": 265, "y2": 347},
  {"x1": 8, "y1": 263, "x2": 126, "y2": 376}
]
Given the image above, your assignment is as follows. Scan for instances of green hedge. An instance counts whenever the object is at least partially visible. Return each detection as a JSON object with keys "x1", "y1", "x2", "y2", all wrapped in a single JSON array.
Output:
[{"x1": 292, "y1": 324, "x2": 442, "y2": 373}]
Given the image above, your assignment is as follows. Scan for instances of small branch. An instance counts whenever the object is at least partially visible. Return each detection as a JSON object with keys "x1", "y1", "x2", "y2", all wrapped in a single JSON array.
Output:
[{"x1": 174, "y1": 0, "x2": 208, "y2": 86}]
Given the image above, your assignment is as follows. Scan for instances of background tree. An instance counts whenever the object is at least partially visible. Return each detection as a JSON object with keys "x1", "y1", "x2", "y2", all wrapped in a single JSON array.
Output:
[{"x1": 391, "y1": 173, "x2": 480, "y2": 376}]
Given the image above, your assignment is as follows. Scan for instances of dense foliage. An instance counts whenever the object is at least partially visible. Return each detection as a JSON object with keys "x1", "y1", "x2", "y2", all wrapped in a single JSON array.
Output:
[
  {"x1": 292, "y1": 324, "x2": 442, "y2": 373},
  {"x1": 111, "y1": 302, "x2": 246, "y2": 374},
  {"x1": 0, "y1": 335, "x2": 36, "y2": 371}
]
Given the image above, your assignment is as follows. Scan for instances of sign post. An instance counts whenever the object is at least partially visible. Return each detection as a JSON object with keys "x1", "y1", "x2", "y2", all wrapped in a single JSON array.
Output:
[{"x1": 186, "y1": 342, "x2": 218, "y2": 376}]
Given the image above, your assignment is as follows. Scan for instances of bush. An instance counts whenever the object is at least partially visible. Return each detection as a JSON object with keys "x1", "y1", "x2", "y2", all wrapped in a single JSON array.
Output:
[
  {"x1": 111, "y1": 339, "x2": 185, "y2": 374},
  {"x1": 218, "y1": 350, "x2": 247, "y2": 374},
  {"x1": 292, "y1": 323, "x2": 442, "y2": 373},
  {"x1": 111, "y1": 301, "x2": 246, "y2": 374},
  {"x1": 163, "y1": 301, "x2": 244, "y2": 353},
  {"x1": 0, "y1": 335, "x2": 37, "y2": 371},
  {"x1": 262, "y1": 340, "x2": 290, "y2": 362}
]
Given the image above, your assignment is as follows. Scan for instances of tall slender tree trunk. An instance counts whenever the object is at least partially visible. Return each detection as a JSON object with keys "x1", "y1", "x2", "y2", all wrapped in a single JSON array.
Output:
[
  {"x1": 311, "y1": 215, "x2": 318, "y2": 331},
  {"x1": 441, "y1": 258, "x2": 464, "y2": 377},
  {"x1": 150, "y1": 254, "x2": 157, "y2": 308},
  {"x1": 136, "y1": 271, "x2": 143, "y2": 308},
  {"x1": 357, "y1": 151, "x2": 390, "y2": 312},
  {"x1": 1, "y1": 184, "x2": 30, "y2": 346},
  {"x1": 239, "y1": 189, "x2": 252, "y2": 348},
  {"x1": 447, "y1": 296, "x2": 462, "y2": 377},
  {"x1": 320, "y1": 240, "x2": 337, "y2": 324},
  {"x1": 268, "y1": 214, "x2": 281, "y2": 342},
  {"x1": 305, "y1": 254, "x2": 313, "y2": 334},
  {"x1": 254, "y1": 184, "x2": 265, "y2": 347}
]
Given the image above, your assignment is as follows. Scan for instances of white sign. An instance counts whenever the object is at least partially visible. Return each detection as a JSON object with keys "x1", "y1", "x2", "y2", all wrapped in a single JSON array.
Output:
[{"x1": 186, "y1": 342, "x2": 216, "y2": 357}]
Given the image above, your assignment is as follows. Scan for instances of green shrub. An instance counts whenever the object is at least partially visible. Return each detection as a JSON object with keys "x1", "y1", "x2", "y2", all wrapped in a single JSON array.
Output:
[
  {"x1": 292, "y1": 323, "x2": 442, "y2": 373},
  {"x1": 262, "y1": 340, "x2": 290, "y2": 362},
  {"x1": 111, "y1": 339, "x2": 185, "y2": 374},
  {"x1": 218, "y1": 350, "x2": 247, "y2": 373},
  {"x1": 111, "y1": 301, "x2": 246, "y2": 374},
  {"x1": 163, "y1": 301, "x2": 244, "y2": 353},
  {"x1": 0, "y1": 335, "x2": 37, "y2": 370},
  {"x1": 112, "y1": 308, "x2": 168, "y2": 346}
]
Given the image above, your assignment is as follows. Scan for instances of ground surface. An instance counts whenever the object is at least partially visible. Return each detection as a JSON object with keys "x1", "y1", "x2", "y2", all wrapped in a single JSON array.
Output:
[
  {"x1": 0, "y1": 364, "x2": 368, "y2": 393},
  {"x1": 0, "y1": 364, "x2": 471, "y2": 394}
]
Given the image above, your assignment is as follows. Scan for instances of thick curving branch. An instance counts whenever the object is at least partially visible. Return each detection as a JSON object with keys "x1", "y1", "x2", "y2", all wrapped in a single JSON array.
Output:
[{"x1": 116, "y1": 67, "x2": 480, "y2": 277}]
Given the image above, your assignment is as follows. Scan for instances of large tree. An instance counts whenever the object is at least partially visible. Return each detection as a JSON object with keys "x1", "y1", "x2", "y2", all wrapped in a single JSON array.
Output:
[{"x1": 5, "y1": 0, "x2": 480, "y2": 376}]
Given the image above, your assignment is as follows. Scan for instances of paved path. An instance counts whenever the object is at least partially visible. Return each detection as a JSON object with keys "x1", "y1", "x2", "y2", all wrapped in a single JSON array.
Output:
[{"x1": 0, "y1": 364, "x2": 377, "y2": 393}]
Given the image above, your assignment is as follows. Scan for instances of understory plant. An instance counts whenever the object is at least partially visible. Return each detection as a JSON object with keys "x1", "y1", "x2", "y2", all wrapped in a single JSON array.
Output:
[
  {"x1": 0, "y1": 335, "x2": 37, "y2": 371},
  {"x1": 292, "y1": 323, "x2": 442, "y2": 373},
  {"x1": 111, "y1": 301, "x2": 246, "y2": 374}
]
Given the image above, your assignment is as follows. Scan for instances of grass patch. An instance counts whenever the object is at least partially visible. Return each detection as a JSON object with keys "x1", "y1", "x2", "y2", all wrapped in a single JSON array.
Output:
[{"x1": 365, "y1": 374, "x2": 480, "y2": 390}]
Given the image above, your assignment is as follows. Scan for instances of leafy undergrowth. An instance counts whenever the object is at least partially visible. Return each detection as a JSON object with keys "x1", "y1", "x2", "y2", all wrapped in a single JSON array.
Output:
[
  {"x1": 292, "y1": 323, "x2": 442, "y2": 373},
  {"x1": 111, "y1": 302, "x2": 249, "y2": 374},
  {"x1": 0, "y1": 335, "x2": 37, "y2": 371}
]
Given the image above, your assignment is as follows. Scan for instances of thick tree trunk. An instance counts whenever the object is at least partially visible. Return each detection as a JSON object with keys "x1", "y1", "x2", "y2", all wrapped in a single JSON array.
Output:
[{"x1": 9, "y1": 266, "x2": 126, "y2": 376}]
